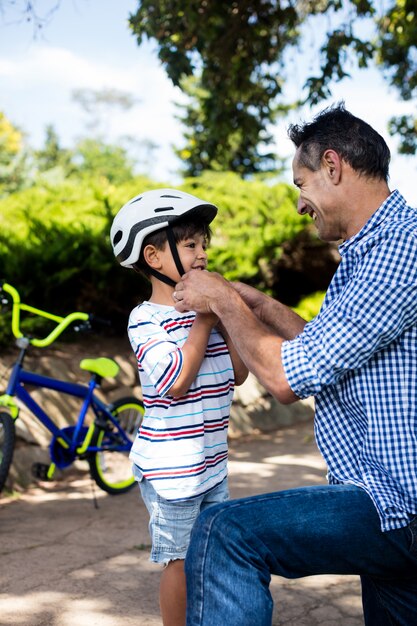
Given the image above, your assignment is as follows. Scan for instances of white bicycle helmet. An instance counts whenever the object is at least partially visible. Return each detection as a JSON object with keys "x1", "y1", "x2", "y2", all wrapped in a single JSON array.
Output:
[{"x1": 111, "y1": 188, "x2": 218, "y2": 285}]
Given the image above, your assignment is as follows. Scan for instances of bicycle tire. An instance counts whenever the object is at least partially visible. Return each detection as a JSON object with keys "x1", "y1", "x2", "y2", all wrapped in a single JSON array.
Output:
[
  {"x1": 88, "y1": 396, "x2": 144, "y2": 495},
  {"x1": 0, "y1": 411, "x2": 16, "y2": 493}
]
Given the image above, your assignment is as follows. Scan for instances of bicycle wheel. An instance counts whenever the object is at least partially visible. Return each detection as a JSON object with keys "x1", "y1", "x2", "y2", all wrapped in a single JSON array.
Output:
[
  {"x1": 88, "y1": 396, "x2": 144, "y2": 495},
  {"x1": 0, "y1": 411, "x2": 16, "y2": 492}
]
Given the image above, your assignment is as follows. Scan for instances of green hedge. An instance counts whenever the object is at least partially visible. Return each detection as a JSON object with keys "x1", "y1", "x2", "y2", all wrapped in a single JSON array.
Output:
[
  {"x1": 293, "y1": 291, "x2": 325, "y2": 321},
  {"x1": 182, "y1": 172, "x2": 308, "y2": 289},
  {"x1": 0, "y1": 172, "x2": 311, "y2": 346}
]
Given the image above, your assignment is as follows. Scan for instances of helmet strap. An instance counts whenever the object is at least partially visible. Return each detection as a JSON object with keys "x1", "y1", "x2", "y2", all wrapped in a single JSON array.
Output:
[
  {"x1": 147, "y1": 227, "x2": 185, "y2": 288},
  {"x1": 148, "y1": 268, "x2": 177, "y2": 287},
  {"x1": 166, "y1": 227, "x2": 185, "y2": 278}
]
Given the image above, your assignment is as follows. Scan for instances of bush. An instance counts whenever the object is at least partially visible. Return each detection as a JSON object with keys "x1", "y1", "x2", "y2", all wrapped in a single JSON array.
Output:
[
  {"x1": 0, "y1": 176, "x2": 155, "y2": 343},
  {"x1": 182, "y1": 172, "x2": 309, "y2": 291},
  {"x1": 0, "y1": 172, "x2": 315, "y2": 346},
  {"x1": 292, "y1": 291, "x2": 325, "y2": 321}
]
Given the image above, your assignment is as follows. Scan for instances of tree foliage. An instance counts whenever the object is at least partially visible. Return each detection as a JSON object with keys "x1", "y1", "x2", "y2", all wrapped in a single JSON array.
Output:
[
  {"x1": 0, "y1": 112, "x2": 29, "y2": 195},
  {"x1": 71, "y1": 138, "x2": 135, "y2": 184},
  {"x1": 130, "y1": 0, "x2": 300, "y2": 176},
  {"x1": 34, "y1": 124, "x2": 72, "y2": 173},
  {"x1": 0, "y1": 103, "x2": 138, "y2": 194},
  {"x1": 129, "y1": 0, "x2": 417, "y2": 174},
  {"x1": 377, "y1": 0, "x2": 417, "y2": 154}
]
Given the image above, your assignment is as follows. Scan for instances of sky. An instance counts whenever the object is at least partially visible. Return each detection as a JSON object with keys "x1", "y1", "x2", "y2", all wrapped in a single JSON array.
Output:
[{"x1": 0, "y1": 0, "x2": 416, "y2": 205}]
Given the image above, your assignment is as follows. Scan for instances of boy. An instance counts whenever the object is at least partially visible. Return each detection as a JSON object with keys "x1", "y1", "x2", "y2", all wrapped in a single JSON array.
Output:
[{"x1": 110, "y1": 188, "x2": 248, "y2": 626}]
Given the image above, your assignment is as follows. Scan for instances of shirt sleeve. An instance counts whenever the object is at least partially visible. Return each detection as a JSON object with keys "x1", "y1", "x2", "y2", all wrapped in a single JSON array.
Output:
[
  {"x1": 282, "y1": 229, "x2": 417, "y2": 399},
  {"x1": 128, "y1": 311, "x2": 183, "y2": 397}
]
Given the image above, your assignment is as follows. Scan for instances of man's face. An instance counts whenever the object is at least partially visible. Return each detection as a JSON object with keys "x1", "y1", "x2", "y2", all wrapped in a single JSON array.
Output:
[{"x1": 292, "y1": 148, "x2": 343, "y2": 242}]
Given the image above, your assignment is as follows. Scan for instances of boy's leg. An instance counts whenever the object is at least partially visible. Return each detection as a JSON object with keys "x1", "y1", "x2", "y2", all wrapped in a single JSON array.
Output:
[
  {"x1": 158, "y1": 479, "x2": 229, "y2": 626},
  {"x1": 160, "y1": 560, "x2": 187, "y2": 626},
  {"x1": 139, "y1": 477, "x2": 230, "y2": 626},
  {"x1": 185, "y1": 484, "x2": 417, "y2": 626}
]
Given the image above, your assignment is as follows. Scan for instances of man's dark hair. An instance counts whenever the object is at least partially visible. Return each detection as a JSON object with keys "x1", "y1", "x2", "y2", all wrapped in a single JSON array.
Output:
[
  {"x1": 133, "y1": 216, "x2": 212, "y2": 276},
  {"x1": 287, "y1": 102, "x2": 390, "y2": 182}
]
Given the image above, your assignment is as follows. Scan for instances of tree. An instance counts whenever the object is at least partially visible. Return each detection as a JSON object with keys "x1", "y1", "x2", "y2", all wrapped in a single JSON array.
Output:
[
  {"x1": 0, "y1": 111, "x2": 28, "y2": 195},
  {"x1": 307, "y1": 1, "x2": 417, "y2": 153},
  {"x1": 34, "y1": 124, "x2": 72, "y2": 173},
  {"x1": 71, "y1": 87, "x2": 160, "y2": 179},
  {"x1": 130, "y1": 0, "x2": 300, "y2": 176},
  {"x1": 377, "y1": 0, "x2": 417, "y2": 154},
  {"x1": 72, "y1": 138, "x2": 135, "y2": 184},
  {"x1": 0, "y1": 0, "x2": 61, "y2": 35},
  {"x1": 72, "y1": 87, "x2": 138, "y2": 135},
  {"x1": 129, "y1": 0, "x2": 417, "y2": 174}
]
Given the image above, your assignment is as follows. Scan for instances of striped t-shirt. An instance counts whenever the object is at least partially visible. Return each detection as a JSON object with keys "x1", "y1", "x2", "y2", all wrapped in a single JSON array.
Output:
[{"x1": 128, "y1": 301, "x2": 235, "y2": 501}]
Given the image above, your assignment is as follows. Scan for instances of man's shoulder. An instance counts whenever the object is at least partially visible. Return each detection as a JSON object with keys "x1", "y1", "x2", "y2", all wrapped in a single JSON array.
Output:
[{"x1": 358, "y1": 208, "x2": 417, "y2": 253}]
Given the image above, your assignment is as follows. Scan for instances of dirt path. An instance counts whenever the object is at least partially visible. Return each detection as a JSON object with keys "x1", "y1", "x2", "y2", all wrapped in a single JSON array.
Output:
[{"x1": 0, "y1": 421, "x2": 363, "y2": 626}]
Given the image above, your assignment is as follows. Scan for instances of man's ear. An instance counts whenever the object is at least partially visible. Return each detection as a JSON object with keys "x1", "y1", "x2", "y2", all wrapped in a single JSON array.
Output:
[
  {"x1": 143, "y1": 244, "x2": 162, "y2": 269},
  {"x1": 322, "y1": 149, "x2": 342, "y2": 184}
]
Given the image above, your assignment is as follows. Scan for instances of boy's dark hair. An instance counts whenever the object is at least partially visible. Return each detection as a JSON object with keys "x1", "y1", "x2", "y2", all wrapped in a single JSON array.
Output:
[
  {"x1": 133, "y1": 216, "x2": 212, "y2": 277},
  {"x1": 287, "y1": 102, "x2": 390, "y2": 182}
]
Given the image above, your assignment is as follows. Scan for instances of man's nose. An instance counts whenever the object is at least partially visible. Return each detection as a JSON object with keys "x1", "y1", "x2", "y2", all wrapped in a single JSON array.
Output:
[{"x1": 297, "y1": 195, "x2": 308, "y2": 215}]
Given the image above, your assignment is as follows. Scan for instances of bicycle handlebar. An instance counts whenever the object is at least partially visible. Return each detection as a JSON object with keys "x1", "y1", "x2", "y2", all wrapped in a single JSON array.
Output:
[{"x1": 0, "y1": 281, "x2": 90, "y2": 348}]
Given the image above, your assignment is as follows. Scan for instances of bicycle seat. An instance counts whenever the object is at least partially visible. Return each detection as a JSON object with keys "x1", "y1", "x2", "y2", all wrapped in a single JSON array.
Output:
[{"x1": 79, "y1": 357, "x2": 120, "y2": 378}]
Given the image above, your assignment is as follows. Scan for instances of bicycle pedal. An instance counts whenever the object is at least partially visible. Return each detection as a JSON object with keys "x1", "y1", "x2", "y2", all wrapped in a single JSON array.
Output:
[{"x1": 31, "y1": 462, "x2": 52, "y2": 481}]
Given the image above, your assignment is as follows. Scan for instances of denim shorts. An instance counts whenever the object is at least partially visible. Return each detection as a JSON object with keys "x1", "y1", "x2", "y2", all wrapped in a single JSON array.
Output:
[{"x1": 137, "y1": 474, "x2": 229, "y2": 564}]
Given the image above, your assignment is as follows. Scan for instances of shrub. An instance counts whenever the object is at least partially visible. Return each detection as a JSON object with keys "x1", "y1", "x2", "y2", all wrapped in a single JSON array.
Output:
[
  {"x1": 292, "y1": 291, "x2": 326, "y2": 321},
  {"x1": 0, "y1": 172, "x2": 315, "y2": 345}
]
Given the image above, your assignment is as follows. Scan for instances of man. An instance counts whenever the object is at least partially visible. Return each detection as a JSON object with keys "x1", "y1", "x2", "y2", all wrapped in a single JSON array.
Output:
[{"x1": 173, "y1": 103, "x2": 417, "y2": 626}]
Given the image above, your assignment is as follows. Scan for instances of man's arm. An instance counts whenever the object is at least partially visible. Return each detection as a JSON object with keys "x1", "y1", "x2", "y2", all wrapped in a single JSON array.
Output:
[
  {"x1": 231, "y1": 282, "x2": 306, "y2": 339},
  {"x1": 174, "y1": 271, "x2": 299, "y2": 404}
]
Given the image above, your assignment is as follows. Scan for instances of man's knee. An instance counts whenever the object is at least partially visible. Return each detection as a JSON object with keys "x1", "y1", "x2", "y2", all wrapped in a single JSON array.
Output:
[
  {"x1": 186, "y1": 500, "x2": 244, "y2": 565},
  {"x1": 190, "y1": 500, "x2": 238, "y2": 546}
]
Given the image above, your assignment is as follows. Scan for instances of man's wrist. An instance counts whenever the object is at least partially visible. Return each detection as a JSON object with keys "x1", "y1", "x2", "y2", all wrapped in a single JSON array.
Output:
[{"x1": 210, "y1": 285, "x2": 241, "y2": 319}]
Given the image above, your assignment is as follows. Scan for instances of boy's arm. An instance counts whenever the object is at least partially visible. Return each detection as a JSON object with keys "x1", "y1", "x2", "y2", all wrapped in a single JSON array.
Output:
[
  {"x1": 167, "y1": 312, "x2": 218, "y2": 398},
  {"x1": 217, "y1": 321, "x2": 248, "y2": 386}
]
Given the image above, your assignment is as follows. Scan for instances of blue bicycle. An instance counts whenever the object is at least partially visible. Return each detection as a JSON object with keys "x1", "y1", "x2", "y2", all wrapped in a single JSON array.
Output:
[{"x1": 0, "y1": 281, "x2": 144, "y2": 495}]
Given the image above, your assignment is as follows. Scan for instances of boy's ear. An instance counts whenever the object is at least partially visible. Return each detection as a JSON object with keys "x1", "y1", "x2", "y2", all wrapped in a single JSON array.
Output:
[{"x1": 143, "y1": 244, "x2": 162, "y2": 269}]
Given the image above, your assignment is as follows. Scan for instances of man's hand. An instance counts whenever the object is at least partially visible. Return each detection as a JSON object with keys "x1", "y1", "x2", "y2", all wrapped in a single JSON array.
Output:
[
  {"x1": 175, "y1": 271, "x2": 297, "y2": 404},
  {"x1": 173, "y1": 270, "x2": 231, "y2": 315},
  {"x1": 230, "y1": 282, "x2": 266, "y2": 317}
]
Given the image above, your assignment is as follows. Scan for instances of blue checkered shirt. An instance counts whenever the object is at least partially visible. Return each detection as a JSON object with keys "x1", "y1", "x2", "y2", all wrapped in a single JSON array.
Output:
[{"x1": 282, "y1": 190, "x2": 417, "y2": 532}]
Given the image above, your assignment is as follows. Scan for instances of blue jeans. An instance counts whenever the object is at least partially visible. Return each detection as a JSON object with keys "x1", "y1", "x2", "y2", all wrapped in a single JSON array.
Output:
[{"x1": 185, "y1": 485, "x2": 417, "y2": 626}]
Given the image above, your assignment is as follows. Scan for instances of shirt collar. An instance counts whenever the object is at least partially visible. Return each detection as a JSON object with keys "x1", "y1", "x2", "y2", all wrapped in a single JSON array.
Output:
[{"x1": 339, "y1": 189, "x2": 406, "y2": 256}]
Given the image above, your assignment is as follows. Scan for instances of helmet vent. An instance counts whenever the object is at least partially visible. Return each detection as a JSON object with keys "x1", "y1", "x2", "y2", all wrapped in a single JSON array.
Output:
[
  {"x1": 112, "y1": 230, "x2": 123, "y2": 245},
  {"x1": 161, "y1": 194, "x2": 181, "y2": 198},
  {"x1": 154, "y1": 206, "x2": 174, "y2": 213}
]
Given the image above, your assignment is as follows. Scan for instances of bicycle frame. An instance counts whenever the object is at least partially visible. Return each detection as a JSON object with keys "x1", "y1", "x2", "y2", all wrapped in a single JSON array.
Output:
[
  {"x1": 0, "y1": 281, "x2": 142, "y2": 494},
  {"x1": 1, "y1": 358, "x2": 132, "y2": 464}
]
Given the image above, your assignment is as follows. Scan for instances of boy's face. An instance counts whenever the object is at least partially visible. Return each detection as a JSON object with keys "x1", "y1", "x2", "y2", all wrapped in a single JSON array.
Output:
[{"x1": 159, "y1": 232, "x2": 209, "y2": 283}]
